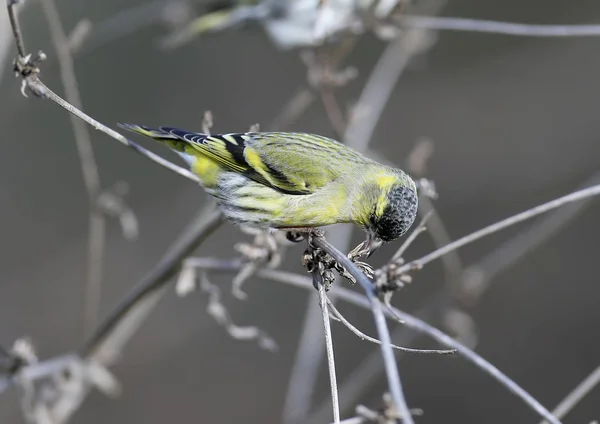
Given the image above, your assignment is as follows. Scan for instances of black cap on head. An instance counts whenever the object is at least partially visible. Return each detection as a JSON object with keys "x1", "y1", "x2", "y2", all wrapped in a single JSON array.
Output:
[{"x1": 372, "y1": 186, "x2": 418, "y2": 242}]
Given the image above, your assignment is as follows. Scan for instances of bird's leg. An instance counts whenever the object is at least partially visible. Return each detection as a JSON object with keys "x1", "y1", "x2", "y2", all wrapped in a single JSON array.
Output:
[
  {"x1": 348, "y1": 232, "x2": 383, "y2": 261},
  {"x1": 283, "y1": 227, "x2": 323, "y2": 243},
  {"x1": 285, "y1": 231, "x2": 305, "y2": 243}
]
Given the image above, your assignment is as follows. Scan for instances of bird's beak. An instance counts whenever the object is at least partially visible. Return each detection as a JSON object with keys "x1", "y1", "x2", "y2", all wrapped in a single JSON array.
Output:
[{"x1": 363, "y1": 232, "x2": 383, "y2": 258}]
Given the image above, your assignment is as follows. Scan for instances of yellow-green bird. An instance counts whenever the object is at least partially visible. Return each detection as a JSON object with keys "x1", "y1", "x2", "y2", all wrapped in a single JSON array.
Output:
[{"x1": 119, "y1": 124, "x2": 418, "y2": 254}]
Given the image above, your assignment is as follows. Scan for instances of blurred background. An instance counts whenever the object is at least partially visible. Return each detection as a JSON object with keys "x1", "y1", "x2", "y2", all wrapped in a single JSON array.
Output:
[{"x1": 1, "y1": 0, "x2": 600, "y2": 422}]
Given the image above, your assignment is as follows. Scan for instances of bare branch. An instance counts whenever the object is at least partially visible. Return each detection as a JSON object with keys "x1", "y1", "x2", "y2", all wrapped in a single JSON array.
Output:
[
  {"x1": 307, "y1": 291, "x2": 444, "y2": 423},
  {"x1": 402, "y1": 15, "x2": 600, "y2": 37},
  {"x1": 343, "y1": 1, "x2": 442, "y2": 151},
  {"x1": 380, "y1": 305, "x2": 560, "y2": 424},
  {"x1": 459, "y1": 172, "x2": 600, "y2": 304},
  {"x1": 332, "y1": 395, "x2": 423, "y2": 424},
  {"x1": 66, "y1": 19, "x2": 92, "y2": 52},
  {"x1": 316, "y1": 273, "x2": 340, "y2": 423},
  {"x1": 187, "y1": 258, "x2": 562, "y2": 424},
  {"x1": 326, "y1": 297, "x2": 455, "y2": 355},
  {"x1": 311, "y1": 235, "x2": 414, "y2": 424},
  {"x1": 397, "y1": 184, "x2": 600, "y2": 275},
  {"x1": 540, "y1": 366, "x2": 600, "y2": 424},
  {"x1": 7, "y1": 0, "x2": 25, "y2": 58}
]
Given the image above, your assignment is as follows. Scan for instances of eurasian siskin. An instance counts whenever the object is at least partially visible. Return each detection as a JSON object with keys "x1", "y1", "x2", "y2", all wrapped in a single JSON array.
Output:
[{"x1": 119, "y1": 124, "x2": 418, "y2": 254}]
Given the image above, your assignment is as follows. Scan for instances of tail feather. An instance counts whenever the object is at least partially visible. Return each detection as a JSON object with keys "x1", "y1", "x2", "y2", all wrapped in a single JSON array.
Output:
[
  {"x1": 118, "y1": 123, "x2": 195, "y2": 166},
  {"x1": 118, "y1": 123, "x2": 177, "y2": 139}
]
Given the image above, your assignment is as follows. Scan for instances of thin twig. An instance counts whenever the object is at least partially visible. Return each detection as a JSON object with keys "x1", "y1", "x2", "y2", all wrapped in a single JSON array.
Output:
[
  {"x1": 316, "y1": 273, "x2": 340, "y2": 423},
  {"x1": 326, "y1": 297, "x2": 455, "y2": 355},
  {"x1": 7, "y1": 0, "x2": 26, "y2": 58},
  {"x1": 385, "y1": 305, "x2": 559, "y2": 424},
  {"x1": 403, "y1": 15, "x2": 600, "y2": 37},
  {"x1": 459, "y1": 172, "x2": 600, "y2": 304},
  {"x1": 343, "y1": 5, "x2": 440, "y2": 151},
  {"x1": 539, "y1": 366, "x2": 600, "y2": 424},
  {"x1": 25, "y1": 78, "x2": 200, "y2": 182},
  {"x1": 183, "y1": 258, "x2": 561, "y2": 424},
  {"x1": 312, "y1": 236, "x2": 414, "y2": 424},
  {"x1": 307, "y1": 294, "x2": 444, "y2": 424},
  {"x1": 39, "y1": 0, "x2": 107, "y2": 340},
  {"x1": 336, "y1": 417, "x2": 364, "y2": 424},
  {"x1": 397, "y1": 184, "x2": 600, "y2": 275},
  {"x1": 282, "y1": 230, "x2": 353, "y2": 424}
]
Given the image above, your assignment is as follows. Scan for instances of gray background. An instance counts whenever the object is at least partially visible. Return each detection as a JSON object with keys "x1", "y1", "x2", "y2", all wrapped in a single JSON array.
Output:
[{"x1": 1, "y1": 0, "x2": 600, "y2": 422}]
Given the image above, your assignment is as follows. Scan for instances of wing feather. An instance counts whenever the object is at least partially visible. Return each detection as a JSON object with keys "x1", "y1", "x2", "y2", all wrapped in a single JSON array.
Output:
[{"x1": 120, "y1": 124, "x2": 370, "y2": 195}]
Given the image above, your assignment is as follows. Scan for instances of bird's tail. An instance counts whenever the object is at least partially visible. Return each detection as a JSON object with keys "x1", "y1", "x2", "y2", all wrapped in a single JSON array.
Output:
[{"x1": 118, "y1": 123, "x2": 195, "y2": 166}]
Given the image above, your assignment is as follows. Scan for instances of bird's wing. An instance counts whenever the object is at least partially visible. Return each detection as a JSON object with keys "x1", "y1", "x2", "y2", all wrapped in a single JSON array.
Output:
[
  {"x1": 244, "y1": 132, "x2": 368, "y2": 194},
  {"x1": 120, "y1": 124, "x2": 367, "y2": 195}
]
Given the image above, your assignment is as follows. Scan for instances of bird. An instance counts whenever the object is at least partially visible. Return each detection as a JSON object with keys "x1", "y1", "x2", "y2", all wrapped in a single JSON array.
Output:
[{"x1": 119, "y1": 123, "x2": 418, "y2": 257}]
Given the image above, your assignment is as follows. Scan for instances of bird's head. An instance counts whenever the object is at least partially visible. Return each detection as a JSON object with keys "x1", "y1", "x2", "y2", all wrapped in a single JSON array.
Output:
[{"x1": 358, "y1": 173, "x2": 418, "y2": 257}]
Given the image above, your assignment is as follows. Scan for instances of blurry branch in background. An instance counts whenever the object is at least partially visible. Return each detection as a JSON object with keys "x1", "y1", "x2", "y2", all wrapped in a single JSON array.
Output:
[
  {"x1": 73, "y1": 0, "x2": 202, "y2": 54},
  {"x1": 332, "y1": 394, "x2": 423, "y2": 424},
  {"x1": 0, "y1": 0, "x2": 23, "y2": 81},
  {"x1": 58, "y1": 0, "x2": 600, "y2": 57},
  {"x1": 400, "y1": 16, "x2": 600, "y2": 37},
  {"x1": 542, "y1": 366, "x2": 600, "y2": 424},
  {"x1": 39, "y1": 0, "x2": 114, "y2": 341},
  {"x1": 0, "y1": 208, "x2": 222, "y2": 388},
  {"x1": 82, "y1": 207, "x2": 223, "y2": 360},
  {"x1": 0, "y1": 209, "x2": 223, "y2": 424}
]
